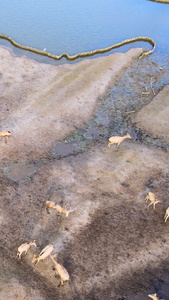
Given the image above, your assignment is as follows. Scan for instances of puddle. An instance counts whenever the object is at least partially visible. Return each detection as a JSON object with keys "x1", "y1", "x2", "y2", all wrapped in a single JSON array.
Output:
[
  {"x1": 3, "y1": 163, "x2": 38, "y2": 182},
  {"x1": 53, "y1": 142, "x2": 75, "y2": 158},
  {"x1": 83, "y1": 129, "x2": 99, "y2": 140},
  {"x1": 52, "y1": 131, "x2": 98, "y2": 157}
]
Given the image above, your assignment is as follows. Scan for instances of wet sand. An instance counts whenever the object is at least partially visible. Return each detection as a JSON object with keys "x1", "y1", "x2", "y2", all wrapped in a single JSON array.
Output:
[
  {"x1": 0, "y1": 46, "x2": 143, "y2": 162},
  {"x1": 0, "y1": 46, "x2": 169, "y2": 300}
]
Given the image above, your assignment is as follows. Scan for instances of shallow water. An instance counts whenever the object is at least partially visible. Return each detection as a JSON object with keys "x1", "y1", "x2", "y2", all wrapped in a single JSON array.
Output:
[
  {"x1": 0, "y1": 0, "x2": 169, "y2": 64},
  {"x1": 60, "y1": 53, "x2": 169, "y2": 153}
]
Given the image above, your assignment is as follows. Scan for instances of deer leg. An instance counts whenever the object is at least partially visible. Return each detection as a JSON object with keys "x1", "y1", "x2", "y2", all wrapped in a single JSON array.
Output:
[
  {"x1": 61, "y1": 279, "x2": 64, "y2": 286},
  {"x1": 34, "y1": 260, "x2": 39, "y2": 266},
  {"x1": 46, "y1": 207, "x2": 50, "y2": 214},
  {"x1": 58, "y1": 280, "x2": 64, "y2": 287},
  {"x1": 165, "y1": 215, "x2": 169, "y2": 222},
  {"x1": 147, "y1": 202, "x2": 153, "y2": 208}
]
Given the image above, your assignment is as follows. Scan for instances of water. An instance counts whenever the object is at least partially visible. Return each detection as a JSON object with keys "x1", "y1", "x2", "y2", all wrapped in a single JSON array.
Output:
[{"x1": 0, "y1": 0, "x2": 169, "y2": 64}]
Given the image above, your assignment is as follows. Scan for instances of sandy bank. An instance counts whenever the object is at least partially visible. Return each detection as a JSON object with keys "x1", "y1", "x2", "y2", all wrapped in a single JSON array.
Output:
[
  {"x1": 0, "y1": 46, "x2": 143, "y2": 162},
  {"x1": 132, "y1": 85, "x2": 169, "y2": 143}
]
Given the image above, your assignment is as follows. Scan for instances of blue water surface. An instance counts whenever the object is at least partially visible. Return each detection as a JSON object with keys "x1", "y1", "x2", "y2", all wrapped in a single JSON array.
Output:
[{"x1": 0, "y1": 0, "x2": 169, "y2": 64}]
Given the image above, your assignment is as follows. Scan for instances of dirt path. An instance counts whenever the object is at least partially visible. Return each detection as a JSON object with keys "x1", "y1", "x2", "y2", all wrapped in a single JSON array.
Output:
[{"x1": 0, "y1": 46, "x2": 169, "y2": 300}]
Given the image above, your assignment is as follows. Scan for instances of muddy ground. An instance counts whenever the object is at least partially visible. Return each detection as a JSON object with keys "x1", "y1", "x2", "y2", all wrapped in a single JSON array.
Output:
[{"x1": 0, "y1": 46, "x2": 169, "y2": 300}]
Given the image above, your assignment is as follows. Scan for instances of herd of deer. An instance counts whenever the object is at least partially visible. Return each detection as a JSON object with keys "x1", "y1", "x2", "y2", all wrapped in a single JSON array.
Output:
[
  {"x1": 1, "y1": 130, "x2": 167, "y2": 296},
  {"x1": 107, "y1": 134, "x2": 168, "y2": 300},
  {"x1": 108, "y1": 134, "x2": 169, "y2": 222},
  {"x1": 16, "y1": 200, "x2": 73, "y2": 286},
  {"x1": 0, "y1": 130, "x2": 72, "y2": 286}
]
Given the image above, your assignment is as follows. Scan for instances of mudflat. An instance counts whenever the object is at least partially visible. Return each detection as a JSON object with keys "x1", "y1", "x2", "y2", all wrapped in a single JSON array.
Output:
[{"x1": 0, "y1": 46, "x2": 169, "y2": 300}]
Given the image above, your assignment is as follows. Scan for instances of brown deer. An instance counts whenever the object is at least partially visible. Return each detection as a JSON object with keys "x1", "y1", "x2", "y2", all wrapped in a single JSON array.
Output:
[{"x1": 46, "y1": 201, "x2": 75, "y2": 217}]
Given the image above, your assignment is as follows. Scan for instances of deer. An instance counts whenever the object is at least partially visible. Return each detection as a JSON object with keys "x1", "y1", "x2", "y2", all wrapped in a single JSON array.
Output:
[
  {"x1": 145, "y1": 192, "x2": 161, "y2": 209},
  {"x1": 107, "y1": 134, "x2": 131, "y2": 148},
  {"x1": 46, "y1": 201, "x2": 75, "y2": 217},
  {"x1": 148, "y1": 293, "x2": 163, "y2": 300},
  {"x1": 50, "y1": 254, "x2": 69, "y2": 286},
  {"x1": 164, "y1": 207, "x2": 169, "y2": 222},
  {"x1": 17, "y1": 240, "x2": 36, "y2": 259},
  {"x1": 32, "y1": 244, "x2": 53, "y2": 265},
  {"x1": 0, "y1": 130, "x2": 11, "y2": 143}
]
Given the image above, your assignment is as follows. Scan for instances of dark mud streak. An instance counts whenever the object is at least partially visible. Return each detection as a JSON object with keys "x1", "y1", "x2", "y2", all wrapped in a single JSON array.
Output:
[
  {"x1": 83, "y1": 202, "x2": 165, "y2": 246},
  {"x1": 130, "y1": 124, "x2": 169, "y2": 150},
  {"x1": 61, "y1": 194, "x2": 169, "y2": 293},
  {"x1": 82, "y1": 262, "x2": 169, "y2": 300},
  {"x1": 0, "y1": 176, "x2": 54, "y2": 250}
]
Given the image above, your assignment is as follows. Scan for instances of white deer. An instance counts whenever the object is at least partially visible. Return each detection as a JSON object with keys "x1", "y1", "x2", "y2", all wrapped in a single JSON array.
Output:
[
  {"x1": 148, "y1": 293, "x2": 164, "y2": 300},
  {"x1": 0, "y1": 130, "x2": 11, "y2": 143},
  {"x1": 107, "y1": 134, "x2": 131, "y2": 148},
  {"x1": 32, "y1": 244, "x2": 53, "y2": 265},
  {"x1": 17, "y1": 240, "x2": 36, "y2": 259},
  {"x1": 50, "y1": 254, "x2": 69, "y2": 286},
  {"x1": 164, "y1": 207, "x2": 169, "y2": 222},
  {"x1": 145, "y1": 192, "x2": 161, "y2": 209}
]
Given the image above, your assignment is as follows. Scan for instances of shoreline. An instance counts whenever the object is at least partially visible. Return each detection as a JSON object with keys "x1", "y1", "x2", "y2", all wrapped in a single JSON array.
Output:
[{"x1": 0, "y1": 34, "x2": 156, "y2": 61}]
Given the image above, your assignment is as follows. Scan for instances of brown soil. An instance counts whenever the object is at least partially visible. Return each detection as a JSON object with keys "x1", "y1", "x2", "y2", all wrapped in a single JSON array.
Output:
[{"x1": 0, "y1": 46, "x2": 169, "y2": 300}]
